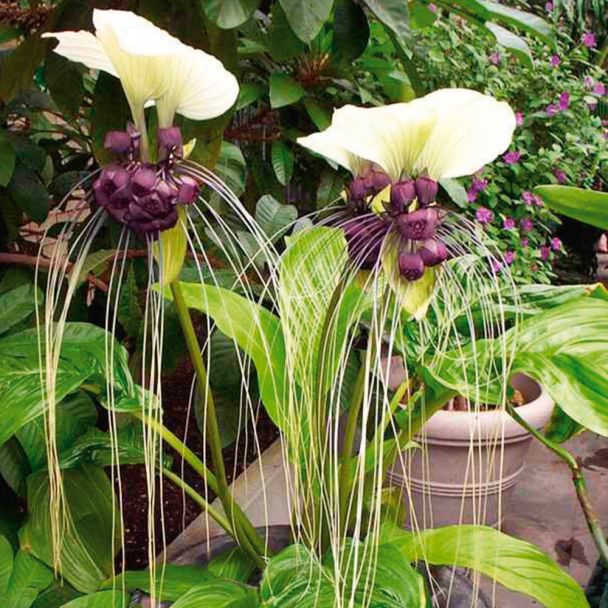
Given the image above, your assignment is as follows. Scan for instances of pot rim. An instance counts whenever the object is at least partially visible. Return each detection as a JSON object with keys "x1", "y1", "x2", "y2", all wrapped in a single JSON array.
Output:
[{"x1": 417, "y1": 374, "x2": 554, "y2": 442}]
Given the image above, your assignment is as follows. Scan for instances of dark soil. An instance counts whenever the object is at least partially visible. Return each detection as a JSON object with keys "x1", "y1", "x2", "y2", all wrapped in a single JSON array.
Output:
[{"x1": 113, "y1": 354, "x2": 280, "y2": 571}]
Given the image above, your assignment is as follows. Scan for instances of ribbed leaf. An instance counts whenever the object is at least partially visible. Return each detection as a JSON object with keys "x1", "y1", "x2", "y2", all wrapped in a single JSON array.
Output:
[
  {"x1": 0, "y1": 284, "x2": 42, "y2": 337},
  {"x1": 202, "y1": 0, "x2": 259, "y2": 29},
  {"x1": 269, "y1": 73, "x2": 304, "y2": 108},
  {"x1": 255, "y1": 195, "x2": 297, "y2": 242},
  {"x1": 271, "y1": 141, "x2": 294, "y2": 186},
  {"x1": 479, "y1": 1, "x2": 553, "y2": 45},
  {"x1": 172, "y1": 580, "x2": 259, "y2": 607},
  {"x1": 0, "y1": 535, "x2": 13, "y2": 595},
  {"x1": 4, "y1": 551, "x2": 53, "y2": 608},
  {"x1": 485, "y1": 22, "x2": 532, "y2": 67},
  {"x1": 278, "y1": 0, "x2": 333, "y2": 42},
  {"x1": 59, "y1": 591, "x2": 130, "y2": 608},
  {"x1": 386, "y1": 525, "x2": 587, "y2": 607},
  {"x1": 19, "y1": 466, "x2": 120, "y2": 593},
  {"x1": 535, "y1": 186, "x2": 608, "y2": 230}
]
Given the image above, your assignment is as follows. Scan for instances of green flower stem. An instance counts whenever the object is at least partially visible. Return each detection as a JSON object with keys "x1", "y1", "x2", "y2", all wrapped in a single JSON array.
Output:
[
  {"x1": 132, "y1": 410, "x2": 264, "y2": 557},
  {"x1": 506, "y1": 403, "x2": 608, "y2": 568},
  {"x1": 162, "y1": 468, "x2": 233, "y2": 536},
  {"x1": 169, "y1": 280, "x2": 266, "y2": 570}
]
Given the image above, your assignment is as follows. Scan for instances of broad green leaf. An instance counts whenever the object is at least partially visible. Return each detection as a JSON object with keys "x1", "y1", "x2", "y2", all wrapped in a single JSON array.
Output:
[
  {"x1": 30, "y1": 581, "x2": 82, "y2": 608},
  {"x1": 8, "y1": 166, "x2": 49, "y2": 224},
  {"x1": 0, "y1": 128, "x2": 16, "y2": 187},
  {"x1": 4, "y1": 551, "x2": 53, "y2": 608},
  {"x1": 362, "y1": 0, "x2": 411, "y2": 50},
  {"x1": 410, "y1": 2, "x2": 437, "y2": 28},
  {"x1": 266, "y1": 5, "x2": 307, "y2": 61},
  {"x1": 213, "y1": 141, "x2": 247, "y2": 197},
  {"x1": 0, "y1": 284, "x2": 43, "y2": 337},
  {"x1": 255, "y1": 194, "x2": 298, "y2": 242},
  {"x1": 236, "y1": 83, "x2": 266, "y2": 110},
  {"x1": 388, "y1": 525, "x2": 587, "y2": 607},
  {"x1": 331, "y1": 0, "x2": 370, "y2": 64},
  {"x1": 172, "y1": 580, "x2": 259, "y2": 607},
  {"x1": 162, "y1": 283, "x2": 289, "y2": 432},
  {"x1": 208, "y1": 547, "x2": 256, "y2": 583},
  {"x1": 271, "y1": 140, "x2": 294, "y2": 185},
  {"x1": 105, "y1": 564, "x2": 214, "y2": 602},
  {"x1": 202, "y1": 0, "x2": 259, "y2": 29},
  {"x1": 43, "y1": 54, "x2": 85, "y2": 116},
  {"x1": 76, "y1": 250, "x2": 118, "y2": 284},
  {"x1": 479, "y1": 1, "x2": 553, "y2": 45},
  {"x1": 534, "y1": 186, "x2": 608, "y2": 230},
  {"x1": 0, "y1": 35, "x2": 47, "y2": 102},
  {"x1": 0, "y1": 438, "x2": 30, "y2": 495},
  {"x1": 0, "y1": 323, "x2": 134, "y2": 445},
  {"x1": 16, "y1": 392, "x2": 97, "y2": 472},
  {"x1": 269, "y1": 73, "x2": 304, "y2": 108},
  {"x1": 485, "y1": 22, "x2": 532, "y2": 67},
  {"x1": 278, "y1": 0, "x2": 333, "y2": 42},
  {"x1": 303, "y1": 98, "x2": 331, "y2": 131},
  {"x1": 544, "y1": 405, "x2": 583, "y2": 444},
  {"x1": 19, "y1": 466, "x2": 120, "y2": 593},
  {"x1": 0, "y1": 535, "x2": 13, "y2": 595},
  {"x1": 59, "y1": 591, "x2": 129, "y2": 608},
  {"x1": 439, "y1": 177, "x2": 468, "y2": 208}
]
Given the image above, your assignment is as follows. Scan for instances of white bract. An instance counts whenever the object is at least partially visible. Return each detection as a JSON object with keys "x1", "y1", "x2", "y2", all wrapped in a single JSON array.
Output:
[
  {"x1": 43, "y1": 9, "x2": 239, "y2": 129},
  {"x1": 297, "y1": 89, "x2": 516, "y2": 181}
]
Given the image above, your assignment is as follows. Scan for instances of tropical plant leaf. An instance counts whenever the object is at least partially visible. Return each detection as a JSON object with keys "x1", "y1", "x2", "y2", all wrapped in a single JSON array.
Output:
[
  {"x1": 202, "y1": 0, "x2": 259, "y2": 29},
  {"x1": 485, "y1": 22, "x2": 532, "y2": 67},
  {"x1": 0, "y1": 438, "x2": 30, "y2": 496},
  {"x1": 0, "y1": 535, "x2": 13, "y2": 595},
  {"x1": 439, "y1": 177, "x2": 468, "y2": 208},
  {"x1": 0, "y1": 323, "x2": 134, "y2": 445},
  {"x1": 0, "y1": 35, "x2": 47, "y2": 102},
  {"x1": 104, "y1": 564, "x2": 214, "y2": 602},
  {"x1": 362, "y1": 0, "x2": 411, "y2": 50},
  {"x1": 544, "y1": 405, "x2": 584, "y2": 444},
  {"x1": 0, "y1": 284, "x2": 43, "y2": 337},
  {"x1": 479, "y1": 1, "x2": 553, "y2": 45},
  {"x1": 8, "y1": 166, "x2": 49, "y2": 224},
  {"x1": 208, "y1": 547, "x2": 256, "y2": 583},
  {"x1": 19, "y1": 466, "x2": 120, "y2": 593},
  {"x1": 30, "y1": 580, "x2": 81, "y2": 608},
  {"x1": 278, "y1": 0, "x2": 334, "y2": 42},
  {"x1": 534, "y1": 186, "x2": 608, "y2": 230},
  {"x1": 58, "y1": 591, "x2": 130, "y2": 608},
  {"x1": 171, "y1": 579, "x2": 259, "y2": 607},
  {"x1": 271, "y1": 141, "x2": 294, "y2": 186},
  {"x1": 4, "y1": 550, "x2": 53, "y2": 608},
  {"x1": 385, "y1": 525, "x2": 587, "y2": 607},
  {"x1": 269, "y1": 73, "x2": 305, "y2": 108},
  {"x1": 331, "y1": 0, "x2": 370, "y2": 65},
  {"x1": 255, "y1": 194, "x2": 298, "y2": 242},
  {"x1": 0, "y1": 128, "x2": 16, "y2": 187}
]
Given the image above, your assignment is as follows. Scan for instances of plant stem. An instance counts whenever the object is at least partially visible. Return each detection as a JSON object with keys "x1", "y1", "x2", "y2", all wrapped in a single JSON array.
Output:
[
  {"x1": 161, "y1": 468, "x2": 233, "y2": 536},
  {"x1": 506, "y1": 404, "x2": 608, "y2": 568},
  {"x1": 169, "y1": 280, "x2": 266, "y2": 569},
  {"x1": 134, "y1": 410, "x2": 266, "y2": 560}
]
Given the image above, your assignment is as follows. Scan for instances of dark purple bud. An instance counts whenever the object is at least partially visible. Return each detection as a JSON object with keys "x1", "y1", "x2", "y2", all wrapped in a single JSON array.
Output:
[
  {"x1": 342, "y1": 216, "x2": 388, "y2": 269},
  {"x1": 395, "y1": 208, "x2": 439, "y2": 240},
  {"x1": 419, "y1": 239, "x2": 448, "y2": 267},
  {"x1": 131, "y1": 166, "x2": 157, "y2": 196},
  {"x1": 365, "y1": 170, "x2": 391, "y2": 194},
  {"x1": 177, "y1": 175, "x2": 200, "y2": 204},
  {"x1": 349, "y1": 177, "x2": 369, "y2": 201},
  {"x1": 127, "y1": 191, "x2": 178, "y2": 236},
  {"x1": 415, "y1": 176, "x2": 439, "y2": 206},
  {"x1": 158, "y1": 126, "x2": 183, "y2": 158},
  {"x1": 93, "y1": 164, "x2": 130, "y2": 206},
  {"x1": 398, "y1": 252, "x2": 425, "y2": 281},
  {"x1": 104, "y1": 131, "x2": 133, "y2": 156},
  {"x1": 389, "y1": 180, "x2": 416, "y2": 215}
]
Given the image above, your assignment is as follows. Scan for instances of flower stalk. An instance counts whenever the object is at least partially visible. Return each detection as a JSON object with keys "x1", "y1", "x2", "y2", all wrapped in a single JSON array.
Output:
[{"x1": 169, "y1": 280, "x2": 267, "y2": 569}]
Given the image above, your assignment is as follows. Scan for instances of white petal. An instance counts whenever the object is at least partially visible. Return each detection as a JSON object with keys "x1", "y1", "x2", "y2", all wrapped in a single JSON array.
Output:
[
  {"x1": 42, "y1": 31, "x2": 117, "y2": 76},
  {"x1": 328, "y1": 103, "x2": 437, "y2": 180},
  {"x1": 414, "y1": 88, "x2": 516, "y2": 179},
  {"x1": 93, "y1": 9, "x2": 183, "y2": 57},
  {"x1": 155, "y1": 47, "x2": 239, "y2": 126},
  {"x1": 297, "y1": 128, "x2": 364, "y2": 175}
]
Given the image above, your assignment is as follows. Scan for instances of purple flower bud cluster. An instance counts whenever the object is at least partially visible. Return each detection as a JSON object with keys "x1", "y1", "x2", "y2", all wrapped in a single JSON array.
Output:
[
  {"x1": 343, "y1": 173, "x2": 448, "y2": 282},
  {"x1": 93, "y1": 126, "x2": 200, "y2": 238}
]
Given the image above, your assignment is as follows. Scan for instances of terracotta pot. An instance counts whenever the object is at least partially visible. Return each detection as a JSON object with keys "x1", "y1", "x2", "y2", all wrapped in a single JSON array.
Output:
[{"x1": 386, "y1": 374, "x2": 554, "y2": 528}]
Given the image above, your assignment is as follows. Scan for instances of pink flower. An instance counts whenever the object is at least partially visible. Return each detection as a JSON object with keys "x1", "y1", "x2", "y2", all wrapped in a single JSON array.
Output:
[
  {"x1": 550, "y1": 54, "x2": 561, "y2": 67},
  {"x1": 504, "y1": 250, "x2": 516, "y2": 265},
  {"x1": 583, "y1": 32, "x2": 597, "y2": 48},
  {"x1": 428, "y1": 3, "x2": 437, "y2": 11},
  {"x1": 540, "y1": 246, "x2": 551, "y2": 261},
  {"x1": 520, "y1": 217, "x2": 534, "y2": 232},
  {"x1": 476, "y1": 207, "x2": 494, "y2": 224},
  {"x1": 472, "y1": 176, "x2": 488, "y2": 192},
  {"x1": 503, "y1": 151, "x2": 521, "y2": 164},
  {"x1": 593, "y1": 82, "x2": 606, "y2": 96},
  {"x1": 553, "y1": 169, "x2": 567, "y2": 184},
  {"x1": 522, "y1": 191, "x2": 535, "y2": 205},
  {"x1": 491, "y1": 258, "x2": 503, "y2": 273},
  {"x1": 515, "y1": 112, "x2": 524, "y2": 126},
  {"x1": 521, "y1": 238, "x2": 529, "y2": 248},
  {"x1": 559, "y1": 91, "x2": 570, "y2": 110},
  {"x1": 588, "y1": 100, "x2": 598, "y2": 111},
  {"x1": 545, "y1": 0, "x2": 553, "y2": 10},
  {"x1": 584, "y1": 75, "x2": 595, "y2": 88},
  {"x1": 546, "y1": 104, "x2": 559, "y2": 117},
  {"x1": 467, "y1": 188, "x2": 478, "y2": 202},
  {"x1": 533, "y1": 194, "x2": 544, "y2": 207},
  {"x1": 489, "y1": 52, "x2": 501, "y2": 65},
  {"x1": 551, "y1": 237, "x2": 562, "y2": 251},
  {"x1": 503, "y1": 217, "x2": 516, "y2": 230}
]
